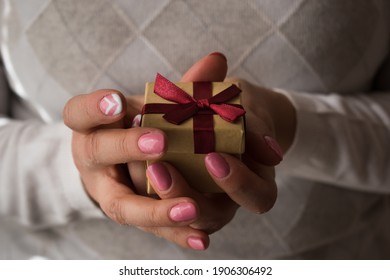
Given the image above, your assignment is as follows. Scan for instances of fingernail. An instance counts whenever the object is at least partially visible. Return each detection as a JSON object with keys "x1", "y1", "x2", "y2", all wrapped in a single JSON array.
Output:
[
  {"x1": 187, "y1": 237, "x2": 206, "y2": 250},
  {"x1": 169, "y1": 202, "x2": 197, "y2": 222},
  {"x1": 99, "y1": 93, "x2": 122, "y2": 116},
  {"x1": 132, "y1": 114, "x2": 142, "y2": 128},
  {"x1": 205, "y1": 153, "x2": 230, "y2": 178},
  {"x1": 264, "y1": 136, "x2": 283, "y2": 161},
  {"x1": 138, "y1": 132, "x2": 165, "y2": 154},
  {"x1": 209, "y1": 52, "x2": 227, "y2": 62},
  {"x1": 147, "y1": 163, "x2": 171, "y2": 192}
]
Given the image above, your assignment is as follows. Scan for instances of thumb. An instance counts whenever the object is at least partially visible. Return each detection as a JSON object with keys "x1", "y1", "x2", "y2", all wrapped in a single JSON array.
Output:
[{"x1": 181, "y1": 52, "x2": 228, "y2": 82}]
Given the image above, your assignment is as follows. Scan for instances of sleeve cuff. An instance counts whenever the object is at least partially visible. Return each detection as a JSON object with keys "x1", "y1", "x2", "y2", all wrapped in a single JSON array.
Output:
[{"x1": 273, "y1": 89, "x2": 330, "y2": 175}]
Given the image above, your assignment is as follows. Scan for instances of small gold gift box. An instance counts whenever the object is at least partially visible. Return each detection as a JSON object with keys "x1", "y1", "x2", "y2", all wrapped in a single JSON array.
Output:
[{"x1": 141, "y1": 74, "x2": 245, "y2": 194}]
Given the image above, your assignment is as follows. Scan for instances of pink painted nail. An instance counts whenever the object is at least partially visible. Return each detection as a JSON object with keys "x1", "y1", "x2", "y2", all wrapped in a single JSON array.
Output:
[
  {"x1": 131, "y1": 114, "x2": 142, "y2": 128},
  {"x1": 187, "y1": 237, "x2": 206, "y2": 250},
  {"x1": 99, "y1": 93, "x2": 122, "y2": 116},
  {"x1": 205, "y1": 153, "x2": 230, "y2": 178},
  {"x1": 147, "y1": 163, "x2": 172, "y2": 192},
  {"x1": 264, "y1": 136, "x2": 283, "y2": 161},
  {"x1": 138, "y1": 132, "x2": 165, "y2": 154},
  {"x1": 169, "y1": 202, "x2": 197, "y2": 222}
]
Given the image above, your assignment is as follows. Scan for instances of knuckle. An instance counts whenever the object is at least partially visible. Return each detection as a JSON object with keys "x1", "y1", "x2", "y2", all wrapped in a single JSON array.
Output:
[
  {"x1": 224, "y1": 181, "x2": 243, "y2": 197},
  {"x1": 147, "y1": 204, "x2": 162, "y2": 225},
  {"x1": 84, "y1": 103, "x2": 95, "y2": 122},
  {"x1": 85, "y1": 133, "x2": 101, "y2": 166},
  {"x1": 253, "y1": 184, "x2": 277, "y2": 214},
  {"x1": 105, "y1": 198, "x2": 127, "y2": 225},
  {"x1": 62, "y1": 100, "x2": 74, "y2": 128},
  {"x1": 115, "y1": 132, "x2": 132, "y2": 161},
  {"x1": 70, "y1": 134, "x2": 87, "y2": 169}
]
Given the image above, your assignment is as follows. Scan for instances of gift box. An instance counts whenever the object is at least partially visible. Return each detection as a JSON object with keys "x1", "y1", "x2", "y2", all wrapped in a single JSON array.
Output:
[{"x1": 141, "y1": 74, "x2": 245, "y2": 194}]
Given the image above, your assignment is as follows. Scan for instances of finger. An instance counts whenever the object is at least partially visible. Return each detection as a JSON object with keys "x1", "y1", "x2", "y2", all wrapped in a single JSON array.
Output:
[
  {"x1": 227, "y1": 78, "x2": 283, "y2": 166},
  {"x1": 91, "y1": 175, "x2": 200, "y2": 227},
  {"x1": 76, "y1": 127, "x2": 167, "y2": 167},
  {"x1": 63, "y1": 89, "x2": 126, "y2": 133},
  {"x1": 127, "y1": 113, "x2": 148, "y2": 194},
  {"x1": 146, "y1": 162, "x2": 200, "y2": 198},
  {"x1": 128, "y1": 161, "x2": 148, "y2": 195},
  {"x1": 204, "y1": 153, "x2": 277, "y2": 214},
  {"x1": 146, "y1": 162, "x2": 238, "y2": 233},
  {"x1": 139, "y1": 226, "x2": 209, "y2": 250},
  {"x1": 103, "y1": 195, "x2": 199, "y2": 227},
  {"x1": 181, "y1": 52, "x2": 228, "y2": 82},
  {"x1": 126, "y1": 96, "x2": 144, "y2": 128},
  {"x1": 245, "y1": 111, "x2": 284, "y2": 166},
  {"x1": 126, "y1": 95, "x2": 144, "y2": 118}
]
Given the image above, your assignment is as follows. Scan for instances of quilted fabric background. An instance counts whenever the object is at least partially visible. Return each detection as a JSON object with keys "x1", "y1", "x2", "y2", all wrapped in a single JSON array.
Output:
[{"x1": 7, "y1": 0, "x2": 383, "y2": 97}]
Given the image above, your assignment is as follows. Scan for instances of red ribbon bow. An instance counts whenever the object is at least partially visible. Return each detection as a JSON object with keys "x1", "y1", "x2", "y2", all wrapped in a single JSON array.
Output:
[
  {"x1": 154, "y1": 73, "x2": 246, "y2": 125},
  {"x1": 142, "y1": 73, "x2": 245, "y2": 154}
]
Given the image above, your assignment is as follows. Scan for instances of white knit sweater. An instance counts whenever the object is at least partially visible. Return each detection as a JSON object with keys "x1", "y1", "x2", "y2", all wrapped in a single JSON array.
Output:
[{"x1": 1, "y1": 0, "x2": 390, "y2": 259}]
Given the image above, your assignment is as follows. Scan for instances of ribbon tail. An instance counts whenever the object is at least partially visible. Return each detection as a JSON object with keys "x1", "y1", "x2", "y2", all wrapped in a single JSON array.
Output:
[
  {"x1": 163, "y1": 103, "x2": 198, "y2": 125},
  {"x1": 208, "y1": 84, "x2": 241, "y2": 104},
  {"x1": 210, "y1": 104, "x2": 246, "y2": 122}
]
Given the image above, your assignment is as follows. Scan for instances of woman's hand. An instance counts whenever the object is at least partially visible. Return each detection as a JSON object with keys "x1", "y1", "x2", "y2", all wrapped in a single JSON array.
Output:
[
  {"x1": 64, "y1": 89, "x2": 215, "y2": 249},
  {"x1": 145, "y1": 77, "x2": 297, "y2": 228},
  {"x1": 200, "y1": 79, "x2": 297, "y2": 214},
  {"x1": 63, "y1": 53, "x2": 239, "y2": 250}
]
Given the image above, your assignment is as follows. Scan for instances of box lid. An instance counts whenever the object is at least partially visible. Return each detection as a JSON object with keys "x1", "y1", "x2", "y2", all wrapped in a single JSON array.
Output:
[{"x1": 142, "y1": 81, "x2": 245, "y2": 154}]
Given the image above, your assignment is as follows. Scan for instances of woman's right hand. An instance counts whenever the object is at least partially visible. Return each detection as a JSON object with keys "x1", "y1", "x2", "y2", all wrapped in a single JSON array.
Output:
[{"x1": 63, "y1": 89, "x2": 213, "y2": 250}]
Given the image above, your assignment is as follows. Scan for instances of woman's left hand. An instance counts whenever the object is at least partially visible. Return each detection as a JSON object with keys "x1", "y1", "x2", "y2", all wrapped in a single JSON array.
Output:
[{"x1": 135, "y1": 53, "x2": 297, "y2": 238}]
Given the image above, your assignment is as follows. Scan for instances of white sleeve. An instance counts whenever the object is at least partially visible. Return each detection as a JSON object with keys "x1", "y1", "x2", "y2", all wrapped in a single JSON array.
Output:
[
  {"x1": 0, "y1": 120, "x2": 105, "y2": 228},
  {"x1": 0, "y1": 61, "x2": 104, "y2": 227},
  {"x1": 277, "y1": 89, "x2": 390, "y2": 194}
]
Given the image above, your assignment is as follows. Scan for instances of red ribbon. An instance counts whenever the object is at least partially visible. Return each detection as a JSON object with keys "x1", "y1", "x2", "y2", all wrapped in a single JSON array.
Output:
[{"x1": 142, "y1": 73, "x2": 246, "y2": 154}]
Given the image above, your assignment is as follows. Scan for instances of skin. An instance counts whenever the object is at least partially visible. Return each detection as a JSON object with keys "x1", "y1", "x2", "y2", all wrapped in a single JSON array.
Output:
[{"x1": 63, "y1": 53, "x2": 296, "y2": 250}]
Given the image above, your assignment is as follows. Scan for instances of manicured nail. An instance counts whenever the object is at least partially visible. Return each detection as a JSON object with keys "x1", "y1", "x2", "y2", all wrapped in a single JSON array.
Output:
[
  {"x1": 132, "y1": 114, "x2": 142, "y2": 128},
  {"x1": 169, "y1": 202, "x2": 197, "y2": 222},
  {"x1": 99, "y1": 93, "x2": 122, "y2": 116},
  {"x1": 147, "y1": 163, "x2": 172, "y2": 192},
  {"x1": 205, "y1": 153, "x2": 230, "y2": 178},
  {"x1": 138, "y1": 132, "x2": 165, "y2": 154},
  {"x1": 264, "y1": 136, "x2": 283, "y2": 161},
  {"x1": 187, "y1": 237, "x2": 206, "y2": 250},
  {"x1": 209, "y1": 52, "x2": 227, "y2": 62}
]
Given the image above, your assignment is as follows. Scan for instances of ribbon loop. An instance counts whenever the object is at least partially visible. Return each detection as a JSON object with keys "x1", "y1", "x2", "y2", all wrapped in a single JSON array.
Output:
[{"x1": 154, "y1": 73, "x2": 195, "y2": 104}]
